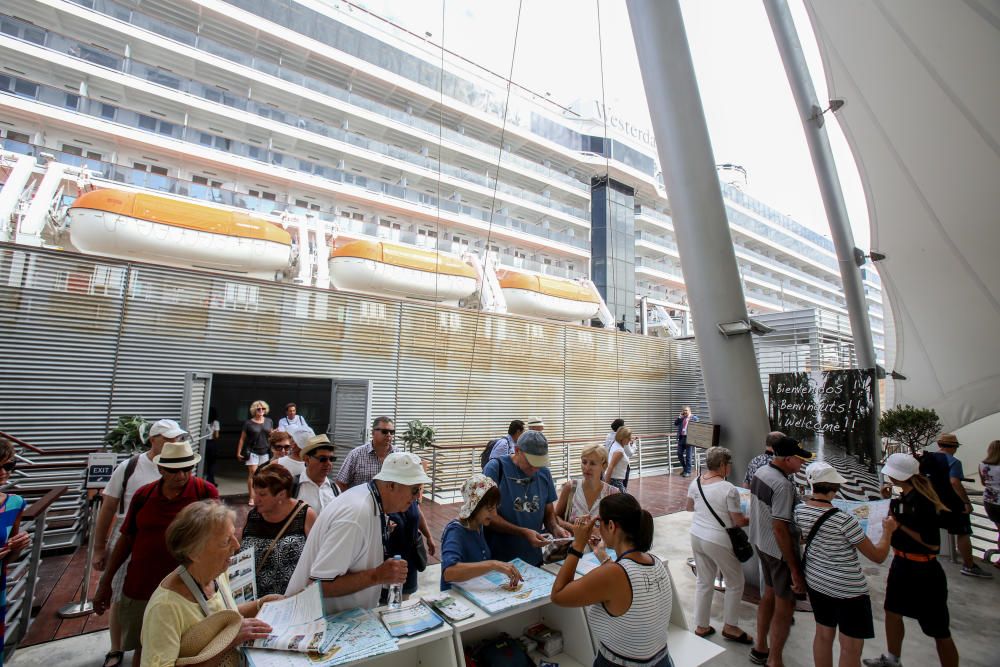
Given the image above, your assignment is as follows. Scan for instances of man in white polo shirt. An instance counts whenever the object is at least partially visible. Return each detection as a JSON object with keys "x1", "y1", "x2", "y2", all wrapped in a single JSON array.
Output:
[
  {"x1": 285, "y1": 452, "x2": 431, "y2": 613},
  {"x1": 296, "y1": 433, "x2": 338, "y2": 512}
]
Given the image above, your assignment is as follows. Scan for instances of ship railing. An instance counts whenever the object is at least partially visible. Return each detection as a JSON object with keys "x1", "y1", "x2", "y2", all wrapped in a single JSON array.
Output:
[
  {"x1": 3, "y1": 485, "x2": 69, "y2": 664},
  {"x1": 409, "y1": 432, "x2": 680, "y2": 504},
  {"x1": 0, "y1": 431, "x2": 98, "y2": 551}
]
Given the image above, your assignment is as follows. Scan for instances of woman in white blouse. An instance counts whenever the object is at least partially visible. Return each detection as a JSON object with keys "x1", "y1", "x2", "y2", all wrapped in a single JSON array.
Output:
[
  {"x1": 685, "y1": 446, "x2": 753, "y2": 643},
  {"x1": 555, "y1": 444, "x2": 619, "y2": 535}
]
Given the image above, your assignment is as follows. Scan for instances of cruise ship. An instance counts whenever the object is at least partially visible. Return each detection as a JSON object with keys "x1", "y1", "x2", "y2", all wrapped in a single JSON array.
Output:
[{"x1": 0, "y1": 0, "x2": 884, "y2": 357}]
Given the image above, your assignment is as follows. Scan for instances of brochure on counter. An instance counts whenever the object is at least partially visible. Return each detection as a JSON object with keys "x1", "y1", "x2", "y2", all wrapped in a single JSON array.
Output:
[
  {"x1": 378, "y1": 600, "x2": 445, "y2": 637},
  {"x1": 452, "y1": 557, "x2": 555, "y2": 614},
  {"x1": 423, "y1": 593, "x2": 476, "y2": 621},
  {"x1": 247, "y1": 607, "x2": 397, "y2": 667},
  {"x1": 574, "y1": 548, "x2": 617, "y2": 576},
  {"x1": 251, "y1": 582, "x2": 327, "y2": 652},
  {"x1": 227, "y1": 547, "x2": 257, "y2": 605}
]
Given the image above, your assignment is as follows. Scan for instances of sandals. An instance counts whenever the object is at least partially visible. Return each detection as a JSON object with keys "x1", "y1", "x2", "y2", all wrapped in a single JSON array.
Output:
[
  {"x1": 103, "y1": 651, "x2": 125, "y2": 667},
  {"x1": 694, "y1": 626, "x2": 715, "y2": 638},
  {"x1": 722, "y1": 630, "x2": 754, "y2": 645},
  {"x1": 749, "y1": 648, "x2": 770, "y2": 665}
]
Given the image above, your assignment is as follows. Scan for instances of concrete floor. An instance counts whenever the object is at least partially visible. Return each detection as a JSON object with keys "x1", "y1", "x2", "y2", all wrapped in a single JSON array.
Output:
[{"x1": 12, "y1": 512, "x2": 997, "y2": 667}]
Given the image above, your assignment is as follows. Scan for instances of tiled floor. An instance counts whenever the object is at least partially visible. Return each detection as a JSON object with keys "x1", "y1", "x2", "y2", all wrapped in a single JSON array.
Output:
[{"x1": 23, "y1": 473, "x2": 690, "y2": 646}]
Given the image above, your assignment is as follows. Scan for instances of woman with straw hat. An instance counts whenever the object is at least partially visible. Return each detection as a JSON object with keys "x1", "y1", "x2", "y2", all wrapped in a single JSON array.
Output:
[{"x1": 141, "y1": 500, "x2": 280, "y2": 666}]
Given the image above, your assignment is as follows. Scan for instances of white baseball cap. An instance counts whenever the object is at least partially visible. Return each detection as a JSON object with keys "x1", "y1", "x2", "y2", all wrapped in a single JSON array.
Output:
[
  {"x1": 374, "y1": 452, "x2": 431, "y2": 486},
  {"x1": 806, "y1": 461, "x2": 847, "y2": 486},
  {"x1": 881, "y1": 453, "x2": 920, "y2": 481},
  {"x1": 148, "y1": 419, "x2": 186, "y2": 439}
]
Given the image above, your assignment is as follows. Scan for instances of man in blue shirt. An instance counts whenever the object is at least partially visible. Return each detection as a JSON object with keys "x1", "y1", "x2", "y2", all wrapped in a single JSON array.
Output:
[
  {"x1": 487, "y1": 419, "x2": 525, "y2": 463},
  {"x1": 482, "y1": 430, "x2": 570, "y2": 565},
  {"x1": 937, "y1": 433, "x2": 992, "y2": 578}
]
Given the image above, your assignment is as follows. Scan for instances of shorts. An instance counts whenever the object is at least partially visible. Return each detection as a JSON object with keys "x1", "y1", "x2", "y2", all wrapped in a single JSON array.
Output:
[
  {"x1": 986, "y1": 502, "x2": 1000, "y2": 525},
  {"x1": 107, "y1": 517, "x2": 129, "y2": 603},
  {"x1": 756, "y1": 548, "x2": 794, "y2": 600},
  {"x1": 807, "y1": 587, "x2": 875, "y2": 639},
  {"x1": 246, "y1": 451, "x2": 270, "y2": 466},
  {"x1": 884, "y1": 557, "x2": 951, "y2": 638},
  {"x1": 945, "y1": 509, "x2": 972, "y2": 536},
  {"x1": 117, "y1": 594, "x2": 150, "y2": 651}
]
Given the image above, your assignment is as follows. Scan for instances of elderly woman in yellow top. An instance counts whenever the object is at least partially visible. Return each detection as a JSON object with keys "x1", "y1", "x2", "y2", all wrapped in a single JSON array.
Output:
[{"x1": 140, "y1": 500, "x2": 279, "y2": 667}]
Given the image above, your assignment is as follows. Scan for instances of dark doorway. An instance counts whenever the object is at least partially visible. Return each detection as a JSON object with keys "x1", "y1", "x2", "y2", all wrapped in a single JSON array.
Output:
[{"x1": 209, "y1": 374, "x2": 333, "y2": 495}]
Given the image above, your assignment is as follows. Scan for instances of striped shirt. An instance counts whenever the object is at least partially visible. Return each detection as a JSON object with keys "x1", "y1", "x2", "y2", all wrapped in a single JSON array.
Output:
[
  {"x1": 748, "y1": 463, "x2": 797, "y2": 559},
  {"x1": 794, "y1": 504, "x2": 867, "y2": 598},
  {"x1": 586, "y1": 556, "x2": 672, "y2": 666}
]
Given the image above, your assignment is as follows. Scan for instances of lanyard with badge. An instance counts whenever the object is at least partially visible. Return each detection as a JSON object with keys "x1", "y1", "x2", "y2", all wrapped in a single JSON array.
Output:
[{"x1": 368, "y1": 481, "x2": 390, "y2": 556}]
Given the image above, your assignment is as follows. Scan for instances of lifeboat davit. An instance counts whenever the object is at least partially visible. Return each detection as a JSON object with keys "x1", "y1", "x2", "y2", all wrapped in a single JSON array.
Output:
[
  {"x1": 329, "y1": 239, "x2": 477, "y2": 302},
  {"x1": 67, "y1": 189, "x2": 292, "y2": 274},
  {"x1": 497, "y1": 268, "x2": 601, "y2": 322}
]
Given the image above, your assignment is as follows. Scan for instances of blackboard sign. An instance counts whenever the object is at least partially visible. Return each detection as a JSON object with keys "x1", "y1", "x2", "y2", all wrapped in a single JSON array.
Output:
[
  {"x1": 687, "y1": 421, "x2": 720, "y2": 449},
  {"x1": 769, "y1": 368, "x2": 878, "y2": 474}
]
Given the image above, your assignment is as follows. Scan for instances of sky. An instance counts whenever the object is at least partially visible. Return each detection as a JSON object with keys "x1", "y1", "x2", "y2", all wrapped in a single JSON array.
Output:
[{"x1": 352, "y1": 0, "x2": 871, "y2": 249}]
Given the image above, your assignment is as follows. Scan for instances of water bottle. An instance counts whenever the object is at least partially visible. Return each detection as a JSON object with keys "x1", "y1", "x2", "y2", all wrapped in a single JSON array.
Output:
[{"x1": 387, "y1": 555, "x2": 403, "y2": 609}]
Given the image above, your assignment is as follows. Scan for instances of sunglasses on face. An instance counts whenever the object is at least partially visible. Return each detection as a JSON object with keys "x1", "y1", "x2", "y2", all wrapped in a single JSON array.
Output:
[
  {"x1": 0, "y1": 461, "x2": 15, "y2": 472},
  {"x1": 256, "y1": 408, "x2": 267, "y2": 412},
  {"x1": 271, "y1": 445, "x2": 292, "y2": 452},
  {"x1": 377, "y1": 429, "x2": 396, "y2": 436},
  {"x1": 309, "y1": 455, "x2": 335, "y2": 464}
]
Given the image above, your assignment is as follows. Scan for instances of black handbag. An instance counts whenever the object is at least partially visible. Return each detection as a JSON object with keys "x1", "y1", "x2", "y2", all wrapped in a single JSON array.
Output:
[{"x1": 697, "y1": 477, "x2": 754, "y2": 563}]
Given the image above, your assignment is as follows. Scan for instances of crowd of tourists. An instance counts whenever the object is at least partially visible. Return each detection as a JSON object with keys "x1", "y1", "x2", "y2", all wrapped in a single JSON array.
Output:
[{"x1": 2, "y1": 405, "x2": 991, "y2": 667}]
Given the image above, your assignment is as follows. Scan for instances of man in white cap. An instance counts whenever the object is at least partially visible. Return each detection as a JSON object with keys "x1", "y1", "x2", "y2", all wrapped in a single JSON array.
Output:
[
  {"x1": 296, "y1": 433, "x2": 339, "y2": 512},
  {"x1": 92, "y1": 418, "x2": 185, "y2": 667},
  {"x1": 285, "y1": 452, "x2": 431, "y2": 613},
  {"x1": 94, "y1": 440, "x2": 218, "y2": 665}
]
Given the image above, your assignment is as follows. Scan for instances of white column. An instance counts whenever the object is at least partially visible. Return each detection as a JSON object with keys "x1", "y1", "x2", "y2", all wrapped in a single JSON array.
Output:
[{"x1": 627, "y1": 0, "x2": 770, "y2": 474}]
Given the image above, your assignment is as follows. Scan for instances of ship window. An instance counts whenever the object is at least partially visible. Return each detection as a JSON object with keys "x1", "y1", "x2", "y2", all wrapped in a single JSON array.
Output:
[
  {"x1": 86, "y1": 151, "x2": 102, "y2": 161},
  {"x1": 138, "y1": 114, "x2": 157, "y2": 131},
  {"x1": 100, "y1": 103, "x2": 116, "y2": 120},
  {"x1": 247, "y1": 146, "x2": 262, "y2": 160},
  {"x1": 262, "y1": 192, "x2": 276, "y2": 201},
  {"x1": 0, "y1": 74, "x2": 10, "y2": 92},
  {"x1": 64, "y1": 93, "x2": 80, "y2": 110},
  {"x1": 133, "y1": 162, "x2": 147, "y2": 171},
  {"x1": 158, "y1": 121, "x2": 175, "y2": 136},
  {"x1": 150, "y1": 166, "x2": 168, "y2": 177},
  {"x1": 7, "y1": 131, "x2": 30, "y2": 143},
  {"x1": 13, "y1": 78, "x2": 38, "y2": 99},
  {"x1": 61, "y1": 144, "x2": 83, "y2": 157},
  {"x1": 193, "y1": 175, "x2": 208, "y2": 185}
]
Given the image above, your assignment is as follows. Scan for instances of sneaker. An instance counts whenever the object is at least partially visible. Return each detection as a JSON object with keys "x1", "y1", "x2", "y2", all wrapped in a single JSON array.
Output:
[
  {"x1": 863, "y1": 655, "x2": 901, "y2": 667},
  {"x1": 961, "y1": 564, "x2": 993, "y2": 578}
]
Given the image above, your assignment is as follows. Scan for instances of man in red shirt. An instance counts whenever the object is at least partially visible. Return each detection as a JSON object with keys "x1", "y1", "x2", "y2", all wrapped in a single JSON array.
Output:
[{"x1": 94, "y1": 441, "x2": 217, "y2": 664}]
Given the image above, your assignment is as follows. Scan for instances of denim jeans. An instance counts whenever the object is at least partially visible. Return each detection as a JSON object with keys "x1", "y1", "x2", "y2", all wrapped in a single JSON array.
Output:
[{"x1": 677, "y1": 437, "x2": 692, "y2": 473}]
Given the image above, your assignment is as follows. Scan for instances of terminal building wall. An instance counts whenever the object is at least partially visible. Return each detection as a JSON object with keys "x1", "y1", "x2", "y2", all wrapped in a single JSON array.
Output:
[{"x1": 0, "y1": 245, "x2": 707, "y2": 477}]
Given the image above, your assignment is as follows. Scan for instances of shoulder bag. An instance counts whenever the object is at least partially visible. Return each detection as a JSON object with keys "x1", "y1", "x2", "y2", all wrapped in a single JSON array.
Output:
[
  {"x1": 259, "y1": 501, "x2": 306, "y2": 567},
  {"x1": 696, "y1": 477, "x2": 754, "y2": 562}
]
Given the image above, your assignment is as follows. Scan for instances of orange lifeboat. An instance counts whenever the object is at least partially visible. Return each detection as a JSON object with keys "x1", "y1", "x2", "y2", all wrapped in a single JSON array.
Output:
[
  {"x1": 66, "y1": 189, "x2": 292, "y2": 274},
  {"x1": 329, "y1": 239, "x2": 477, "y2": 302},
  {"x1": 497, "y1": 268, "x2": 601, "y2": 321}
]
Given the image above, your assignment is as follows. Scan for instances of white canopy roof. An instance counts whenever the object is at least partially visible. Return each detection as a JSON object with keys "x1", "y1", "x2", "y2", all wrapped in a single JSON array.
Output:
[{"x1": 804, "y1": 0, "x2": 1000, "y2": 430}]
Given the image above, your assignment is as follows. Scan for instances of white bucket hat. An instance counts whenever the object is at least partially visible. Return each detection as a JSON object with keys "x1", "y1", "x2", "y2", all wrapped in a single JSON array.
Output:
[
  {"x1": 806, "y1": 461, "x2": 847, "y2": 486},
  {"x1": 374, "y1": 452, "x2": 431, "y2": 486},
  {"x1": 458, "y1": 474, "x2": 498, "y2": 520},
  {"x1": 881, "y1": 452, "x2": 919, "y2": 481}
]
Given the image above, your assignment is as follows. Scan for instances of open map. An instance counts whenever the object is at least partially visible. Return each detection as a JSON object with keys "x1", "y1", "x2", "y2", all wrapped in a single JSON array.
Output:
[{"x1": 453, "y1": 558, "x2": 555, "y2": 613}]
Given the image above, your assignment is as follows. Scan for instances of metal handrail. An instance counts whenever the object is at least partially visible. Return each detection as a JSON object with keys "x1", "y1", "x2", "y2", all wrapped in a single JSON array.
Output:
[{"x1": 4, "y1": 486, "x2": 69, "y2": 663}]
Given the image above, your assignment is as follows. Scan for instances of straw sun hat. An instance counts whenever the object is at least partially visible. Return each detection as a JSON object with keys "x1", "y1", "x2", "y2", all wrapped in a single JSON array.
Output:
[{"x1": 175, "y1": 609, "x2": 242, "y2": 666}]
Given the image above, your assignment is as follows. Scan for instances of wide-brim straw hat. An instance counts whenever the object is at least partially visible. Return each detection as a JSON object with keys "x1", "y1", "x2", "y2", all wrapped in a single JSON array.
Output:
[
  {"x1": 175, "y1": 609, "x2": 242, "y2": 666},
  {"x1": 153, "y1": 440, "x2": 202, "y2": 468}
]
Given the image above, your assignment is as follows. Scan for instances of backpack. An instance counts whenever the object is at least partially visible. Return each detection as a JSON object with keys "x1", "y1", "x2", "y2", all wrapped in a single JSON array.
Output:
[
  {"x1": 918, "y1": 451, "x2": 964, "y2": 523},
  {"x1": 118, "y1": 454, "x2": 142, "y2": 515},
  {"x1": 480, "y1": 438, "x2": 501, "y2": 470}
]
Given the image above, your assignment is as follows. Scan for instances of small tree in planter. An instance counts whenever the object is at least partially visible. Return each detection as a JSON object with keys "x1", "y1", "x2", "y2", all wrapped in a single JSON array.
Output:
[
  {"x1": 879, "y1": 404, "x2": 941, "y2": 454},
  {"x1": 103, "y1": 415, "x2": 149, "y2": 454},
  {"x1": 399, "y1": 419, "x2": 435, "y2": 454}
]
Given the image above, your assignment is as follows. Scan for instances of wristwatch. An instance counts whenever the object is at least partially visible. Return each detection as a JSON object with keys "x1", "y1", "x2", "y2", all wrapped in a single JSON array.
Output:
[{"x1": 567, "y1": 546, "x2": 585, "y2": 559}]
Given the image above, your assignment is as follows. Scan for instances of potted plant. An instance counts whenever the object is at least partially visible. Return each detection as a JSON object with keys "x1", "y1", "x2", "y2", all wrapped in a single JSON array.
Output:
[
  {"x1": 399, "y1": 419, "x2": 435, "y2": 453},
  {"x1": 878, "y1": 404, "x2": 941, "y2": 454},
  {"x1": 103, "y1": 415, "x2": 150, "y2": 454}
]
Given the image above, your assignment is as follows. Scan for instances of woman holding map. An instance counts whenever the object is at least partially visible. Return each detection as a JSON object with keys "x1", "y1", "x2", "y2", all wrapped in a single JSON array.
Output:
[
  {"x1": 795, "y1": 462, "x2": 897, "y2": 667},
  {"x1": 440, "y1": 474, "x2": 523, "y2": 591},
  {"x1": 141, "y1": 501, "x2": 280, "y2": 666},
  {"x1": 550, "y1": 494, "x2": 673, "y2": 667}
]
